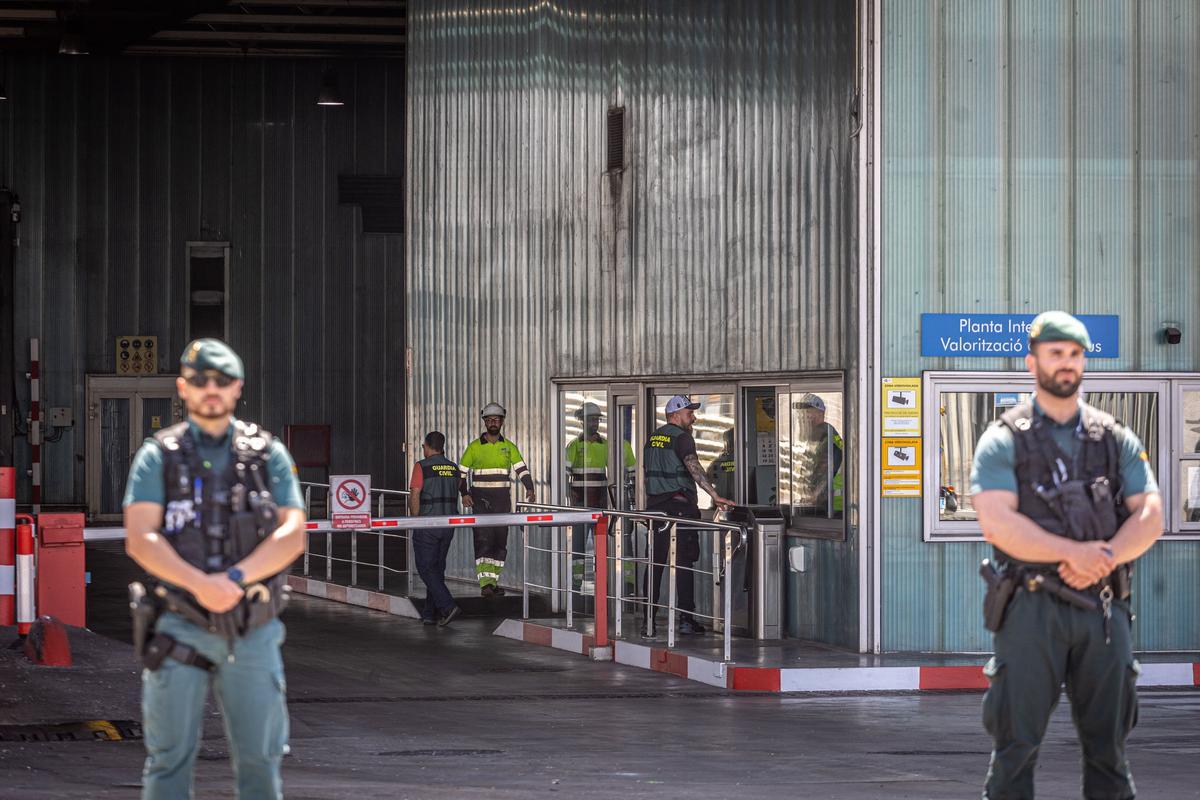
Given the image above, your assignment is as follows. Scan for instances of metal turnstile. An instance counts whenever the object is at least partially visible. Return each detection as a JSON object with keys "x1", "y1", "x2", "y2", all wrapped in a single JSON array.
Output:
[{"x1": 727, "y1": 505, "x2": 786, "y2": 639}]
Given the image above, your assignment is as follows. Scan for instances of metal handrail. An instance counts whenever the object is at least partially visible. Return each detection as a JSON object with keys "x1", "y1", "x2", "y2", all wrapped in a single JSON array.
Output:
[{"x1": 518, "y1": 501, "x2": 749, "y2": 661}]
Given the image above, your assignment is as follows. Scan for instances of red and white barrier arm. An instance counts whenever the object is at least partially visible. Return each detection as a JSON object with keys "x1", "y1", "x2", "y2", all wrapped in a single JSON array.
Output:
[{"x1": 83, "y1": 510, "x2": 605, "y2": 541}]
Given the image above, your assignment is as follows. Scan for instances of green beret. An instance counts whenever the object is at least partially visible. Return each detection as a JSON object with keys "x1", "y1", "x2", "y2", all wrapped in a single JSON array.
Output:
[
  {"x1": 180, "y1": 338, "x2": 244, "y2": 380},
  {"x1": 1028, "y1": 311, "x2": 1092, "y2": 350}
]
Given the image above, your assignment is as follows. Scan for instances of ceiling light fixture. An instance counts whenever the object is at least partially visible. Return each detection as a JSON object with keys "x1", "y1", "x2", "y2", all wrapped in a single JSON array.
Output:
[
  {"x1": 58, "y1": 32, "x2": 89, "y2": 56},
  {"x1": 317, "y1": 69, "x2": 344, "y2": 107}
]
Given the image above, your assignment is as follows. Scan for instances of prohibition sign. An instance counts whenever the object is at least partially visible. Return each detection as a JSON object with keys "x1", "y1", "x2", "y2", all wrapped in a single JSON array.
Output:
[{"x1": 337, "y1": 479, "x2": 367, "y2": 510}]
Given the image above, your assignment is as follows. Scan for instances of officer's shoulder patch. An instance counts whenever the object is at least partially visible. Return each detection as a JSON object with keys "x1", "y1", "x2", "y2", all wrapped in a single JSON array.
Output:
[{"x1": 1139, "y1": 451, "x2": 1149, "y2": 462}]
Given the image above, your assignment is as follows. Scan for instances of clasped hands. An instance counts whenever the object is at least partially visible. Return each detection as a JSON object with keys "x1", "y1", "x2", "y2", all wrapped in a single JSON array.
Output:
[{"x1": 1057, "y1": 540, "x2": 1117, "y2": 590}]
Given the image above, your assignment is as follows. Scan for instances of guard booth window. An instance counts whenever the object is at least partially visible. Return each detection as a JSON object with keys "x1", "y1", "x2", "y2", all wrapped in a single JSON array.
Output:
[
  {"x1": 1177, "y1": 388, "x2": 1200, "y2": 528},
  {"x1": 775, "y1": 386, "x2": 845, "y2": 536},
  {"x1": 925, "y1": 372, "x2": 1182, "y2": 541}
]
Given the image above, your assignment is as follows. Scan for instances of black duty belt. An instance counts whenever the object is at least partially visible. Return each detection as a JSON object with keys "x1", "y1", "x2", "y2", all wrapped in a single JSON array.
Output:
[{"x1": 143, "y1": 633, "x2": 218, "y2": 672}]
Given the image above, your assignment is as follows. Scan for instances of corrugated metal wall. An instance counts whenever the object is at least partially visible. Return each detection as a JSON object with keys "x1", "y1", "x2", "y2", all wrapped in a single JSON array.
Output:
[
  {"x1": 407, "y1": 0, "x2": 858, "y2": 620},
  {"x1": 2, "y1": 54, "x2": 407, "y2": 505},
  {"x1": 883, "y1": 0, "x2": 1200, "y2": 651}
]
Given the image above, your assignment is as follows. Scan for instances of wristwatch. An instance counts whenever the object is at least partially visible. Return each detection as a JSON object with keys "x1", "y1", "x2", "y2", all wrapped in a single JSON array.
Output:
[{"x1": 226, "y1": 567, "x2": 246, "y2": 587}]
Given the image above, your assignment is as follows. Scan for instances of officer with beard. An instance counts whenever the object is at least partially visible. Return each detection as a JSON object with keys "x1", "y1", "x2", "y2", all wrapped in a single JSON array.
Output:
[
  {"x1": 971, "y1": 312, "x2": 1163, "y2": 799},
  {"x1": 123, "y1": 339, "x2": 306, "y2": 799}
]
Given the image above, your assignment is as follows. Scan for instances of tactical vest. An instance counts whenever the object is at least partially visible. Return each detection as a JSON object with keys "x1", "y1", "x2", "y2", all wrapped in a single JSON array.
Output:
[
  {"x1": 709, "y1": 454, "x2": 736, "y2": 499},
  {"x1": 418, "y1": 455, "x2": 461, "y2": 516},
  {"x1": 644, "y1": 423, "x2": 696, "y2": 503},
  {"x1": 996, "y1": 400, "x2": 1128, "y2": 562},
  {"x1": 154, "y1": 421, "x2": 284, "y2": 601}
]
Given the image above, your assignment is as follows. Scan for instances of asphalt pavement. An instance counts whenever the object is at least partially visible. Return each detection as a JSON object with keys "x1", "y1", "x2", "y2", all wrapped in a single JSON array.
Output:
[{"x1": 0, "y1": 545, "x2": 1196, "y2": 799}]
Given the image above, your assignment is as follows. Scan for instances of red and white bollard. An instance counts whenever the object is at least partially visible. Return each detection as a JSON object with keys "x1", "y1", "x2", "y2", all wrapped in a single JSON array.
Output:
[
  {"x1": 15, "y1": 515, "x2": 35, "y2": 636},
  {"x1": 0, "y1": 467, "x2": 14, "y2": 626}
]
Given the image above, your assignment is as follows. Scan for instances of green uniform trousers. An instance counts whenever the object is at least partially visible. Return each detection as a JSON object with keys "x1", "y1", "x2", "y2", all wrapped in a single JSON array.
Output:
[
  {"x1": 983, "y1": 587, "x2": 1140, "y2": 800},
  {"x1": 141, "y1": 612, "x2": 289, "y2": 800}
]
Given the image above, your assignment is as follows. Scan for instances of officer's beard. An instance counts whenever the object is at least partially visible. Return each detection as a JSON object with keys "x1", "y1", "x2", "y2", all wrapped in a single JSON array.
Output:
[
  {"x1": 485, "y1": 423, "x2": 502, "y2": 436},
  {"x1": 189, "y1": 396, "x2": 235, "y2": 421},
  {"x1": 1036, "y1": 365, "x2": 1082, "y2": 399}
]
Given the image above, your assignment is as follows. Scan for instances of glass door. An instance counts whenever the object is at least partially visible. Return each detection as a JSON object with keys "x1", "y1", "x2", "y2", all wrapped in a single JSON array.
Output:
[
  {"x1": 611, "y1": 395, "x2": 638, "y2": 511},
  {"x1": 649, "y1": 386, "x2": 736, "y2": 512},
  {"x1": 774, "y1": 379, "x2": 846, "y2": 537},
  {"x1": 87, "y1": 376, "x2": 183, "y2": 521},
  {"x1": 98, "y1": 396, "x2": 133, "y2": 517}
]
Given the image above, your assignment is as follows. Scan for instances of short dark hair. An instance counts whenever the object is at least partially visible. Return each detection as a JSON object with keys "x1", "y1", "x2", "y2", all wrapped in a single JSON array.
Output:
[{"x1": 424, "y1": 431, "x2": 446, "y2": 452}]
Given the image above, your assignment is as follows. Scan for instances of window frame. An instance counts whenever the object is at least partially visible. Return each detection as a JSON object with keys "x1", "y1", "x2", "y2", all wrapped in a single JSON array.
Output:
[
  {"x1": 923, "y1": 370, "x2": 1183, "y2": 542},
  {"x1": 1172, "y1": 380, "x2": 1200, "y2": 534},
  {"x1": 550, "y1": 372, "x2": 846, "y2": 540}
]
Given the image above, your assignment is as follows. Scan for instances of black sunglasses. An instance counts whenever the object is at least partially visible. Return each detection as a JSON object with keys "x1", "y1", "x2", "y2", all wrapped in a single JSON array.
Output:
[{"x1": 183, "y1": 371, "x2": 237, "y2": 388}]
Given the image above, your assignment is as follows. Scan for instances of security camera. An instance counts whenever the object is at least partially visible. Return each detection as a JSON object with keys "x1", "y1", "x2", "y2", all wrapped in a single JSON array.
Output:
[{"x1": 1163, "y1": 324, "x2": 1182, "y2": 345}]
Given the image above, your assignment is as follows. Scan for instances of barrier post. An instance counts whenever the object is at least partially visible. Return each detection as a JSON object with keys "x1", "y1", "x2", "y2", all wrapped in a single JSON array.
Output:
[
  {"x1": 612, "y1": 517, "x2": 623, "y2": 637},
  {"x1": 644, "y1": 522, "x2": 655, "y2": 638},
  {"x1": 521, "y1": 526, "x2": 529, "y2": 620},
  {"x1": 592, "y1": 515, "x2": 608, "y2": 649},
  {"x1": 15, "y1": 515, "x2": 35, "y2": 636},
  {"x1": 564, "y1": 526, "x2": 573, "y2": 630},
  {"x1": 303, "y1": 485, "x2": 312, "y2": 576},
  {"x1": 723, "y1": 530, "x2": 733, "y2": 663},
  {"x1": 667, "y1": 523, "x2": 677, "y2": 649},
  {"x1": 0, "y1": 467, "x2": 14, "y2": 625}
]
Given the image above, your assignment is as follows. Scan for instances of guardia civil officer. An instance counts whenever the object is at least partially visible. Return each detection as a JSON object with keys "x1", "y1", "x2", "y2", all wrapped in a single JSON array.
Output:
[
  {"x1": 409, "y1": 431, "x2": 467, "y2": 625},
  {"x1": 459, "y1": 402, "x2": 535, "y2": 595},
  {"x1": 123, "y1": 339, "x2": 307, "y2": 799},
  {"x1": 971, "y1": 312, "x2": 1164, "y2": 799},
  {"x1": 643, "y1": 395, "x2": 733, "y2": 635}
]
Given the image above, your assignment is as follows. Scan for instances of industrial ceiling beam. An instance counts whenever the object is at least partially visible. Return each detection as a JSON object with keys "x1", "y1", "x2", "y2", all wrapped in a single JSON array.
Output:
[
  {"x1": 125, "y1": 44, "x2": 397, "y2": 57},
  {"x1": 191, "y1": 13, "x2": 403, "y2": 27},
  {"x1": 152, "y1": 29, "x2": 403, "y2": 43},
  {"x1": 227, "y1": 0, "x2": 403, "y2": 8},
  {"x1": 0, "y1": 10, "x2": 57, "y2": 21}
]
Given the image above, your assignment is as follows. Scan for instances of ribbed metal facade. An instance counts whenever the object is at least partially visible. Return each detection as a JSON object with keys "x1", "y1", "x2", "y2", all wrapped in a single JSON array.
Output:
[
  {"x1": 3, "y1": 54, "x2": 406, "y2": 506},
  {"x1": 883, "y1": 1, "x2": 1200, "y2": 651},
  {"x1": 407, "y1": 0, "x2": 858, "y2": 617}
]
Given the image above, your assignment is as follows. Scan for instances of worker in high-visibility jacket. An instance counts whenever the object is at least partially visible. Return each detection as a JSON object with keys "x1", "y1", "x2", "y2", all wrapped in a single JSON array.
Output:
[
  {"x1": 792, "y1": 393, "x2": 844, "y2": 517},
  {"x1": 459, "y1": 402, "x2": 535, "y2": 596},
  {"x1": 564, "y1": 402, "x2": 636, "y2": 586}
]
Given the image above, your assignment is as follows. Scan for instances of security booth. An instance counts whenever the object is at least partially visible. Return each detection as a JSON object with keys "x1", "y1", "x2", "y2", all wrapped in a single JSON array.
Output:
[{"x1": 551, "y1": 376, "x2": 855, "y2": 648}]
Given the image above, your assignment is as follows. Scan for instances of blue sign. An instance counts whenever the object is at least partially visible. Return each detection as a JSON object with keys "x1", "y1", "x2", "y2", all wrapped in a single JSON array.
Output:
[
  {"x1": 994, "y1": 393, "x2": 1021, "y2": 408},
  {"x1": 921, "y1": 314, "x2": 1119, "y2": 358}
]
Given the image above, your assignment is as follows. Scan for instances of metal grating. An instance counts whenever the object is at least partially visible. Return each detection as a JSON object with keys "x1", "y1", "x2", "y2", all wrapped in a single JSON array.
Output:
[{"x1": 606, "y1": 106, "x2": 625, "y2": 172}]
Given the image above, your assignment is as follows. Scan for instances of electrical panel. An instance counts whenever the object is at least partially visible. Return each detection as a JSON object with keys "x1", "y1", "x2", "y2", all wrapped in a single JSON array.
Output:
[{"x1": 116, "y1": 336, "x2": 158, "y2": 375}]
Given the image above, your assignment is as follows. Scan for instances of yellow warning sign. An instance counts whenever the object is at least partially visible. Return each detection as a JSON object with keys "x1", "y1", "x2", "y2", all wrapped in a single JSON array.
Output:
[
  {"x1": 882, "y1": 437, "x2": 922, "y2": 497},
  {"x1": 150, "y1": 416, "x2": 163, "y2": 430},
  {"x1": 881, "y1": 377, "x2": 921, "y2": 437}
]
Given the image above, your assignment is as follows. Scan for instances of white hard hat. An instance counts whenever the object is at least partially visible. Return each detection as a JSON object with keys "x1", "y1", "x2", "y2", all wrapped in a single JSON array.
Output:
[
  {"x1": 575, "y1": 402, "x2": 603, "y2": 420},
  {"x1": 795, "y1": 393, "x2": 826, "y2": 412},
  {"x1": 480, "y1": 402, "x2": 507, "y2": 418}
]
